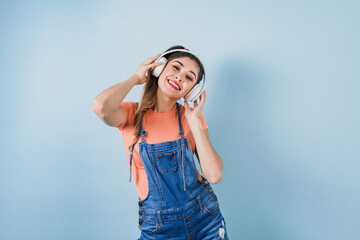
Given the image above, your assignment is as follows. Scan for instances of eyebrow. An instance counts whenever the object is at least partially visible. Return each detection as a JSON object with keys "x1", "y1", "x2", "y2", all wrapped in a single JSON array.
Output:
[{"x1": 173, "y1": 60, "x2": 197, "y2": 79}]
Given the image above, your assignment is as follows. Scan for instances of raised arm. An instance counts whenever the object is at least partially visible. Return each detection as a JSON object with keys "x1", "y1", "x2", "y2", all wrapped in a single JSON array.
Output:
[
  {"x1": 92, "y1": 76, "x2": 138, "y2": 127},
  {"x1": 185, "y1": 92, "x2": 223, "y2": 184}
]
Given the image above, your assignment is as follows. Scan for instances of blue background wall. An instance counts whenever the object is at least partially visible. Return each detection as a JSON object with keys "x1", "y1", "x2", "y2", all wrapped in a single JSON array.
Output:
[{"x1": 1, "y1": 0, "x2": 359, "y2": 239}]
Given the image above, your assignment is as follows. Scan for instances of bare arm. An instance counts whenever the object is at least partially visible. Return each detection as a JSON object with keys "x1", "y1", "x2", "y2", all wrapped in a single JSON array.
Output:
[
  {"x1": 185, "y1": 92, "x2": 223, "y2": 184},
  {"x1": 92, "y1": 76, "x2": 138, "y2": 127},
  {"x1": 92, "y1": 54, "x2": 162, "y2": 127},
  {"x1": 194, "y1": 125, "x2": 223, "y2": 184}
]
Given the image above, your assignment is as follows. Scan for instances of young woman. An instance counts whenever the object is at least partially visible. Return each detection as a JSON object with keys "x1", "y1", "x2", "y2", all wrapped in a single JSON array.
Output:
[{"x1": 93, "y1": 45, "x2": 229, "y2": 239}]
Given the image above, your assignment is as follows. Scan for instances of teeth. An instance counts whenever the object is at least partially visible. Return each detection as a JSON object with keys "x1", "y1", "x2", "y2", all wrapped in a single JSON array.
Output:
[{"x1": 168, "y1": 79, "x2": 180, "y2": 90}]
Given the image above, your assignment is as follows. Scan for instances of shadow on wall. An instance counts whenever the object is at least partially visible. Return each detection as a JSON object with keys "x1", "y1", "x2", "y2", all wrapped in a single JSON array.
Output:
[{"x1": 206, "y1": 58, "x2": 293, "y2": 239}]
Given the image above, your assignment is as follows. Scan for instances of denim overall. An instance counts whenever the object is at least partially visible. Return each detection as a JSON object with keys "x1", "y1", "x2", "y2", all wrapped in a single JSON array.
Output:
[{"x1": 129, "y1": 102, "x2": 229, "y2": 240}]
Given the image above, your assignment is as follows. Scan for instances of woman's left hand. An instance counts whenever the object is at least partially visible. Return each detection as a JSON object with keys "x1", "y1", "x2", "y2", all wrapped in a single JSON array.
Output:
[{"x1": 184, "y1": 91, "x2": 206, "y2": 125}]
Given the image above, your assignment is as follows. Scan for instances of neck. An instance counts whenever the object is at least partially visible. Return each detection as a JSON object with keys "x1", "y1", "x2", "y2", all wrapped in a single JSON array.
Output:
[{"x1": 153, "y1": 90, "x2": 178, "y2": 113}]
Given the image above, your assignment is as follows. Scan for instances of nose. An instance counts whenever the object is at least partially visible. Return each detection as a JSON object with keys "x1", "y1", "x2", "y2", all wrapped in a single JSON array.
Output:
[{"x1": 175, "y1": 75, "x2": 182, "y2": 82}]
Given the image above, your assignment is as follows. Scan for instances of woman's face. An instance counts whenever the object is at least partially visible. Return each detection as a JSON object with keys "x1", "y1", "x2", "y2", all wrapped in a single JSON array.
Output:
[{"x1": 157, "y1": 57, "x2": 200, "y2": 100}]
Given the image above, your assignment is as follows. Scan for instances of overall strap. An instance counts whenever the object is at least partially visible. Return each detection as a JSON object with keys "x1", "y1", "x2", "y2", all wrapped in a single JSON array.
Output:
[
  {"x1": 176, "y1": 102, "x2": 184, "y2": 138},
  {"x1": 175, "y1": 102, "x2": 187, "y2": 192}
]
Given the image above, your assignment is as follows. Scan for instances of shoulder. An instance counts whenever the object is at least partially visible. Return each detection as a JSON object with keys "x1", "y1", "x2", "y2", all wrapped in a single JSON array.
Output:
[
  {"x1": 120, "y1": 101, "x2": 137, "y2": 112},
  {"x1": 118, "y1": 101, "x2": 138, "y2": 131}
]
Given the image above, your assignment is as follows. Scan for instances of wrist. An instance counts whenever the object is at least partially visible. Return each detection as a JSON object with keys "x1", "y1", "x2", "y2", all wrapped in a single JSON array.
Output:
[
  {"x1": 128, "y1": 74, "x2": 140, "y2": 85},
  {"x1": 188, "y1": 117, "x2": 202, "y2": 129}
]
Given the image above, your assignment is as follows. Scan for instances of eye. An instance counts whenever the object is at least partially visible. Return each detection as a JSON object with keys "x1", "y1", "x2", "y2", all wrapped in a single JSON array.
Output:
[
  {"x1": 173, "y1": 66, "x2": 179, "y2": 71},
  {"x1": 187, "y1": 76, "x2": 193, "y2": 81}
]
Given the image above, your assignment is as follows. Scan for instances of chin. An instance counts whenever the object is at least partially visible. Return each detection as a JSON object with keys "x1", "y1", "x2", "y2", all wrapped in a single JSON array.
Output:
[{"x1": 159, "y1": 86, "x2": 180, "y2": 99}]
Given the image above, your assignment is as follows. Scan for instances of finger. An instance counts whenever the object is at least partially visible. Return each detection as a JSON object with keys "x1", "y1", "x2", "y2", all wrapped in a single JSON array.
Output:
[
  {"x1": 145, "y1": 54, "x2": 161, "y2": 63},
  {"x1": 149, "y1": 62, "x2": 163, "y2": 67},
  {"x1": 184, "y1": 101, "x2": 189, "y2": 108},
  {"x1": 149, "y1": 54, "x2": 161, "y2": 60},
  {"x1": 148, "y1": 62, "x2": 163, "y2": 72},
  {"x1": 199, "y1": 91, "x2": 206, "y2": 107}
]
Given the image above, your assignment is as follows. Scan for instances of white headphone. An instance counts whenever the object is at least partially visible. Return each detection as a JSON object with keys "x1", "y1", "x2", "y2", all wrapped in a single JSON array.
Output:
[{"x1": 151, "y1": 49, "x2": 206, "y2": 102}]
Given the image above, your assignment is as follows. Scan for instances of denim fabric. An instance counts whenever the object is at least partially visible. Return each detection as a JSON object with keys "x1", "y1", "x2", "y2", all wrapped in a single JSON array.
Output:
[{"x1": 130, "y1": 102, "x2": 229, "y2": 240}]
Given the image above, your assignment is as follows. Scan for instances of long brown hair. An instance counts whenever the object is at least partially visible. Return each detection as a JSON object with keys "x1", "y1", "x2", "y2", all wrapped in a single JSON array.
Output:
[{"x1": 128, "y1": 45, "x2": 205, "y2": 152}]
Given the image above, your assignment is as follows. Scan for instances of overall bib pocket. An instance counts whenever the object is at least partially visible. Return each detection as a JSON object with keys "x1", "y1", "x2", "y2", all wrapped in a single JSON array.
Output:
[
  {"x1": 203, "y1": 193, "x2": 220, "y2": 214},
  {"x1": 138, "y1": 218, "x2": 160, "y2": 233},
  {"x1": 155, "y1": 151, "x2": 178, "y2": 174}
]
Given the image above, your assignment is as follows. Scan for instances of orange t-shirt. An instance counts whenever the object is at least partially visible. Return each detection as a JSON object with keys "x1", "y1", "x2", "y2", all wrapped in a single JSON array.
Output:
[{"x1": 117, "y1": 101, "x2": 208, "y2": 200}]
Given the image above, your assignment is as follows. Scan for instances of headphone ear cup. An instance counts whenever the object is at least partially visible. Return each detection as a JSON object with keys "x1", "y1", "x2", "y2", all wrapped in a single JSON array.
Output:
[
  {"x1": 151, "y1": 57, "x2": 167, "y2": 77},
  {"x1": 184, "y1": 84, "x2": 202, "y2": 102}
]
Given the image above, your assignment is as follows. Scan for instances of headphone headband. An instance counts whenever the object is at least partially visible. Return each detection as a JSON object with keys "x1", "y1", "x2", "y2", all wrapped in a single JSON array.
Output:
[{"x1": 158, "y1": 49, "x2": 191, "y2": 60}]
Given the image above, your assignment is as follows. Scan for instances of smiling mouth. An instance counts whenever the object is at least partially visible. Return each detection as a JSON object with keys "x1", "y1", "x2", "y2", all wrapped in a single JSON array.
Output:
[{"x1": 167, "y1": 79, "x2": 181, "y2": 90}]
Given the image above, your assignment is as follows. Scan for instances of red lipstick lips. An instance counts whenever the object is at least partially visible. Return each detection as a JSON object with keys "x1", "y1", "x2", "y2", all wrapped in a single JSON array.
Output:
[{"x1": 167, "y1": 79, "x2": 181, "y2": 90}]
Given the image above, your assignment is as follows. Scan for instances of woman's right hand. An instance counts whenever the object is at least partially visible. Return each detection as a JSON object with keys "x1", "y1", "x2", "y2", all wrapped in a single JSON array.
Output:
[{"x1": 131, "y1": 54, "x2": 163, "y2": 85}]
